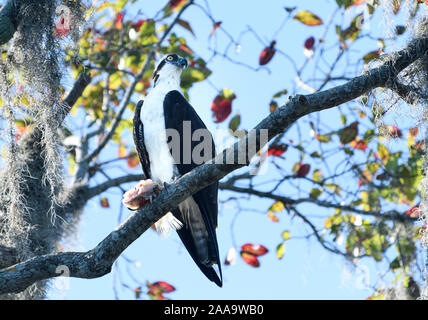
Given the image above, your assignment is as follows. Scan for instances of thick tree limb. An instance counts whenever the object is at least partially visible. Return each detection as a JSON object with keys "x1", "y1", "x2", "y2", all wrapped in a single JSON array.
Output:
[
  {"x1": 85, "y1": 174, "x2": 145, "y2": 200},
  {"x1": 0, "y1": 245, "x2": 17, "y2": 269},
  {"x1": 62, "y1": 71, "x2": 92, "y2": 118},
  {"x1": 0, "y1": 0, "x2": 20, "y2": 45},
  {"x1": 0, "y1": 36, "x2": 426, "y2": 294}
]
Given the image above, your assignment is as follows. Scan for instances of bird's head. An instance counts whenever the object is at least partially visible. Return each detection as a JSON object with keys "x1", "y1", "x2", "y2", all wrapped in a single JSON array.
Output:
[{"x1": 152, "y1": 53, "x2": 188, "y2": 87}]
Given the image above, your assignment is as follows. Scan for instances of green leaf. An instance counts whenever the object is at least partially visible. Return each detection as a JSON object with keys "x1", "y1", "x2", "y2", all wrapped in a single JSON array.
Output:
[
  {"x1": 177, "y1": 19, "x2": 195, "y2": 36},
  {"x1": 338, "y1": 13, "x2": 363, "y2": 41},
  {"x1": 139, "y1": 19, "x2": 155, "y2": 36},
  {"x1": 340, "y1": 113, "x2": 347, "y2": 125},
  {"x1": 338, "y1": 121, "x2": 358, "y2": 144},
  {"x1": 310, "y1": 188, "x2": 322, "y2": 198},
  {"x1": 363, "y1": 50, "x2": 380, "y2": 64},
  {"x1": 363, "y1": 129, "x2": 375, "y2": 141},
  {"x1": 316, "y1": 134, "x2": 331, "y2": 143},
  {"x1": 389, "y1": 257, "x2": 401, "y2": 271},
  {"x1": 273, "y1": 89, "x2": 288, "y2": 98},
  {"x1": 367, "y1": 162, "x2": 380, "y2": 174},
  {"x1": 343, "y1": 147, "x2": 354, "y2": 155},
  {"x1": 228, "y1": 114, "x2": 241, "y2": 132},
  {"x1": 276, "y1": 243, "x2": 286, "y2": 259},
  {"x1": 181, "y1": 67, "x2": 211, "y2": 88},
  {"x1": 310, "y1": 151, "x2": 321, "y2": 158},
  {"x1": 326, "y1": 183, "x2": 341, "y2": 195}
]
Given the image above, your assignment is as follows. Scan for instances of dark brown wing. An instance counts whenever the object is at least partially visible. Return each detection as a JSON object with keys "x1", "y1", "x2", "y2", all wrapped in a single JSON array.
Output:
[
  {"x1": 163, "y1": 90, "x2": 222, "y2": 287},
  {"x1": 133, "y1": 100, "x2": 151, "y2": 179}
]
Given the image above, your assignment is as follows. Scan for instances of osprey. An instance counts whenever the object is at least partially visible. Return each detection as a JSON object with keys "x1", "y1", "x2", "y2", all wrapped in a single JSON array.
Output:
[{"x1": 131, "y1": 53, "x2": 222, "y2": 287}]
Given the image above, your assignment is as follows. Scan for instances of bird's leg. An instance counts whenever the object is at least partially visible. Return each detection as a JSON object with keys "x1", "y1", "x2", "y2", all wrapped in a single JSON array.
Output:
[
  {"x1": 122, "y1": 179, "x2": 157, "y2": 210},
  {"x1": 157, "y1": 175, "x2": 180, "y2": 194},
  {"x1": 157, "y1": 181, "x2": 170, "y2": 193}
]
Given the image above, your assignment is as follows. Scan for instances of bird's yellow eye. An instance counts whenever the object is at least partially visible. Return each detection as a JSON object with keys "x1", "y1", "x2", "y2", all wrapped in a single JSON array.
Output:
[{"x1": 167, "y1": 56, "x2": 173, "y2": 61}]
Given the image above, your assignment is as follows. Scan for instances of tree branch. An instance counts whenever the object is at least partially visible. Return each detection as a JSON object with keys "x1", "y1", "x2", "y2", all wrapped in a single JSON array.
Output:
[
  {"x1": 0, "y1": 245, "x2": 17, "y2": 269},
  {"x1": 218, "y1": 184, "x2": 415, "y2": 222},
  {"x1": 0, "y1": 36, "x2": 426, "y2": 294},
  {"x1": 85, "y1": 174, "x2": 145, "y2": 200},
  {"x1": 62, "y1": 71, "x2": 92, "y2": 118}
]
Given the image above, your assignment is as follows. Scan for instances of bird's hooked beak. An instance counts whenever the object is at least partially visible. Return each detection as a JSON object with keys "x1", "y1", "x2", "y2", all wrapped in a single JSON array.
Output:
[{"x1": 177, "y1": 57, "x2": 188, "y2": 69}]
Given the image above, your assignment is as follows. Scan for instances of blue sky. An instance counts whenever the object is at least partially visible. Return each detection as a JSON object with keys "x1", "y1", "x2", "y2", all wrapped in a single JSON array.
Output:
[{"x1": 46, "y1": 0, "x2": 422, "y2": 300}]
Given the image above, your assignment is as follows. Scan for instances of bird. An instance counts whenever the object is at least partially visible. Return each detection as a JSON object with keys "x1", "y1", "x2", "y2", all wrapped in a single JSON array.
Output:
[{"x1": 131, "y1": 53, "x2": 222, "y2": 287}]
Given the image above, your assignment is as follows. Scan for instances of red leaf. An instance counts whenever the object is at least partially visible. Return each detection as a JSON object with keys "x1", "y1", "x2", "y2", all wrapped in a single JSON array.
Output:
[
  {"x1": 415, "y1": 141, "x2": 423, "y2": 149},
  {"x1": 132, "y1": 19, "x2": 146, "y2": 32},
  {"x1": 55, "y1": 11, "x2": 70, "y2": 38},
  {"x1": 267, "y1": 144, "x2": 288, "y2": 156},
  {"x1": 115, "y1": 12, "x2": 124, "y2": 30},
  {"x1": 211, "y1": 89, "x2": 236, "y2": 123},
  {"x1": 267, "y1": 212, "x2": 279, "y2": 222},
  {"x1": 409, "y1": 127, "x2": 418, "y2": 137},
  {"x1": 127, "y1": 152, "x2": 139, "y2": 168},
  {"x1": 350, "y1": 137, "x2": 367, "y2": 151},
  {"x1": 210, "y1": 21, "x2": 222, "y2": 37},
  {"x1": 240, "y1": 251, "x2": 260, "y2": 267},
  {"x1": 386, "y1": 125, "x2": 402, "y2": 138},
  {"x1": 211, "y1": 96, "x2": 231, "y2": 123},
  {"x1": 179, "y1": 43, "x2": 193, "y2": 55},
  {"x1": 259, "y1": 41, "x2": 276, "y2": 65},
  {"x1": 405, "y1": 206, "x2": 420, "y2": 218},
  {"x1": 297, "y1": 163, "x2": 311, "y2": 177},
  {"x1": 100, "y1": 197, "x2": 110, "y2": 208},
  {"x1": 269, "y1": 100, "x2": 278, "y2": 113},
  {"x1": 118, "y1": 142, "x2": 126, "y2": 158},
  {"x1": 149, "y1": 281, "x2": 175, "y2": 294},
  {"x1": 241, "y1": 243, "x2": 268, "y2": 256},
  {"x1": 304, "y1": 36, "x2": 315, "y2": 50},
  {"x1": 169, "y1": 0, "x2": 187, "y2": 10}
]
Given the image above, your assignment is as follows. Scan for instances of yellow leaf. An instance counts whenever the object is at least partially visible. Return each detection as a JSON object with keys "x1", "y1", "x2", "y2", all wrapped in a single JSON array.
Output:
[
  {"x1": 377, "y1": 143, "x2": 390, "y2": 162},
  {"x1": 267, "y1": 212, "x2": 279, "y2": 222},
  {"x1": 269, "y1": 201, "x2": 285, "y2": 213},
  {"x1": 281, "y1": 231, "x2": 291, "y2": 241},
  {"x1": 109, "y1": 72, "x2": 123, "y2": 90},
  {"x1": 276, "y1": 243, "x2": 285, "y2": 259},
  {"x1": 294, "y1": 10, "x2": 323, "y2": 26},
  {"x1": 96, "y1": 2, "x2": 114, "y2": 12}
]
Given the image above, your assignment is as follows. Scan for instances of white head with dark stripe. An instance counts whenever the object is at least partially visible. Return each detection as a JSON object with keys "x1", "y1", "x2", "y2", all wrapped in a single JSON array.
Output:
[{"x1": 152, "y1": 53, "x2": 188, "y2": 88}]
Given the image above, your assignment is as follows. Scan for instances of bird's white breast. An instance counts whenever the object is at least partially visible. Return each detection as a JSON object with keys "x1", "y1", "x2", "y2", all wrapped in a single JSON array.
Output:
[
  {"x1": 140, "y1": 81, "x2": 181, "y2": 184},
  {"x1": 140, "y1": 75, "x2": 184, "y2": 238}
]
